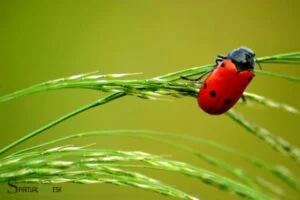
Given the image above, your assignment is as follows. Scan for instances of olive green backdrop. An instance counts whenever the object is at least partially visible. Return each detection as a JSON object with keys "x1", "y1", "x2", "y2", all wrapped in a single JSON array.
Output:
[{"x1": 1, "y1": 0, "x2": 299, "y2": 200}]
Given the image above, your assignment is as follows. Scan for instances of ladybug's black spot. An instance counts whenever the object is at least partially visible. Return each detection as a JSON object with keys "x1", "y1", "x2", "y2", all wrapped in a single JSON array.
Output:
[
  {"x1": 224, "y1": 99, "x2": 232, "y2": 105},
  {"x1": 209, "y1": 90, "x2": 216, "y2": 97},
  {"x1": 220, "y1": 62, "x2": 226, "y2": 67},
  {"x1": 248, "y1": 77, "x2": 253, "y2": 82},
  {"x1": 203, "y1": 83, "x2": 207, "y2": 89}
]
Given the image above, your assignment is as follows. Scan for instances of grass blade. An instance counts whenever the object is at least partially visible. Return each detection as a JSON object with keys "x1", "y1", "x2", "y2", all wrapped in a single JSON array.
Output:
[
  {"x1": 243, "y1": 92, "x2": 299, "y2": 114},
  {"x1": 226, "y1": 110, "x2": 300, "y2": 163}
]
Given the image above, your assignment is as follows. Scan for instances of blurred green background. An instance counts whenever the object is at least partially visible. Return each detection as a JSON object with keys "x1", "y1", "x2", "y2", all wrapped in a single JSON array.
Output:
[{"x1": 1, "y1": 0, "x2": 299, "y2": 199}]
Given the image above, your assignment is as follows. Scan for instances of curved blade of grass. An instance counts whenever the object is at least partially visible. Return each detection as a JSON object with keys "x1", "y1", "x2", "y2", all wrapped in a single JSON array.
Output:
[
  {"x1": 2, "y1": 52, "x2": 300, "y2": 103},
  {"x1": 6, "y1": 129, "x2": 299, "y2": 193},
  {"x1": 99, "y1": 160, "x2": 272, "y2": 200},
  {"x1": 254, "y1": 177, "x2": 284, "y2": 198},
  {"x1": 226, "y1": 110, "x2": 300, "y2": 163},
  {"x1": 2, "y1": 85, "x2": 296, "y2": 157},
  {"x1": 0, "y1": 78, "x2": 199, "y2": 102},
  {"x1": 0, "y1": 92, "x2": 125, "y2": 155},
  {"x1": 0, "y1": 148, "x2": 166, "y2": 170},
  {"x1": 105, "y1": 163, "x2": 286, "y2": 198}
]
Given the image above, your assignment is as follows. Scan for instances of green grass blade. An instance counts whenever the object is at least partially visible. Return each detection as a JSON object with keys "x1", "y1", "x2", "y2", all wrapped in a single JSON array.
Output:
[
  {"x1": 0, "y1": 92, "x2": 125, "y2": 155},
  {"x1": 255, "y1": 70, "x2": 300, "y2": 82},
  {"x1": 1, "y1": 52, "x2": 299, "y2": 102},
  {"x1": 257, "y1": 52, "x2": 300, "y2": 63},
  {"x1": 226, "y1": 110, "x2": 300, "y2": 163},
  {"x1": 243, "y1": 92, "x2": 299, "y2": 114}
]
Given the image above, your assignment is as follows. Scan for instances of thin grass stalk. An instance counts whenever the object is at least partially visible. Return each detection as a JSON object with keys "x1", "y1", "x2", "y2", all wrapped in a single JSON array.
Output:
[
  {"x1": 1, "y1": 52, "x2": 300, "y2": 103},
  {"x1": 243, "y1": 92, "x2": 299, "y2": 114},
  {"x1": 0, "y1": 92, "x2": 125, "y2": 155},
  {"x1": 226, "y1": 110, "x2": 300, "y2": 163}
]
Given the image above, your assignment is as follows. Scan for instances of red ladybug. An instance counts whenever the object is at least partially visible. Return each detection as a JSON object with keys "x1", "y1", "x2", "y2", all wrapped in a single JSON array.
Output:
[{"x1": 184, "y1": 47, "x2": 256, "y2": 115}]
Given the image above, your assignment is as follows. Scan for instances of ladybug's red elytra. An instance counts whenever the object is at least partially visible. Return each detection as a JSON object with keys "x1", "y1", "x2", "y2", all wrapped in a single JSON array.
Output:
[{"x1": 184, "y1": 47, "x2": 256, "y2": 115}]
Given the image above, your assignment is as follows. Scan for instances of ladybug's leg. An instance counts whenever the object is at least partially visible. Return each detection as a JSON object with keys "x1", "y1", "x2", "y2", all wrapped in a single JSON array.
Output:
[
  {"x1": 241, "y1": 95, "x2": 247, "y2": 103},
  {"x1": 256, "y1": 62, "x2": 263, "y2": 70},
  {"x1": 180, "y1": 75, "x2": 203, "y2": 82},
  {"x1": 216, "y1": 55, "x2": 227, "y2": 65},
  {"x1": 181, "y1": 69, "x2": 213, "y2": 82}
]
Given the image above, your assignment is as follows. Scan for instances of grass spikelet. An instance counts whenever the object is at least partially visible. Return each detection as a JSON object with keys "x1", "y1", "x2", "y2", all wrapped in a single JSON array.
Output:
[
  {"x1": 255, "y1": 70, "x2": 300, "y2": 82},
  {"x1": 256, "y1": 52, "x2": 300, "y2": 65},
  {"x1": 226, "y1": 110, "x2": 300, "y2": 163},
  {"x1": 243, "y1": 92, "x2": 299, "y2": 114}
]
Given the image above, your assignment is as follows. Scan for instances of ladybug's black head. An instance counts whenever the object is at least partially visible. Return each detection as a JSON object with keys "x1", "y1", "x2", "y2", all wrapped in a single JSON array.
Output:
[{"x1": 227, "y1": 47, "x2": 255, "y2": 71}]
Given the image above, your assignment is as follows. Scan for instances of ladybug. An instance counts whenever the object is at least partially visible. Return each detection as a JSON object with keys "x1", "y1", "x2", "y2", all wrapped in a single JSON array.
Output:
[{"x1": 183, "y1": 47, "x2": 256, "y2": 115}]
